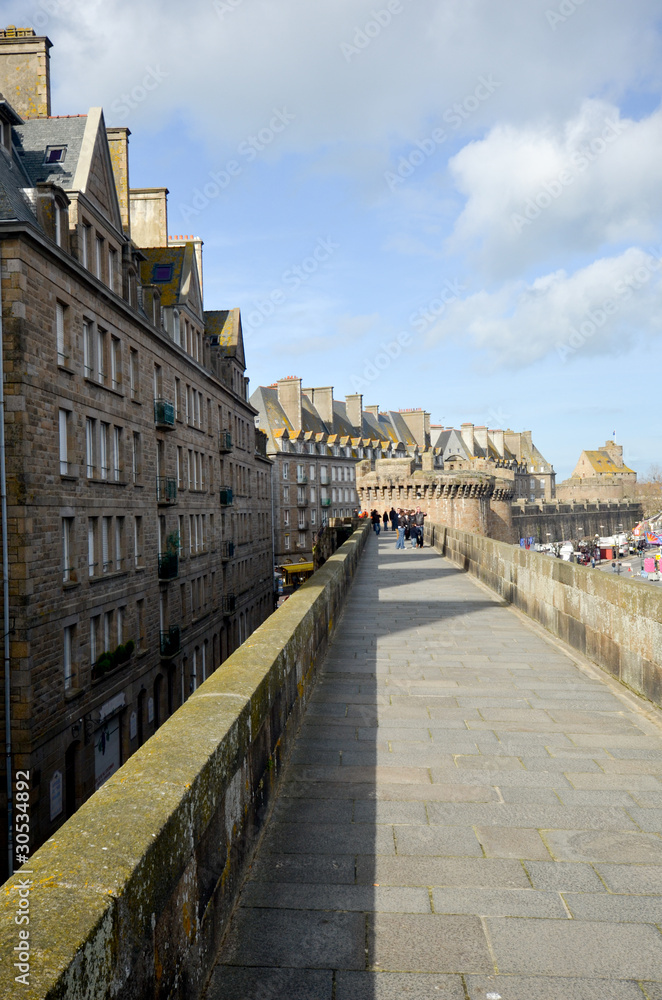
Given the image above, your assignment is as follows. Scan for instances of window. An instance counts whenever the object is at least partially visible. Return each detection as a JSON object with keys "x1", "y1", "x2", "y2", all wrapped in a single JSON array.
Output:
[
  {"x1": 95, "y1": 235, "x2": 104, "y2": 280},
  {"x1": 283, "y1": 486, "x2": 289, "y2": 502},
  {"x1": 152, "y1": 263, "x2": 173, "y2": 282},
  {"x1": 59, "y1": 409, "x2": 70, "y2": 475},
  {"x1": 117, "y1": 606, "x2": 124, "y2": 645},
  {"x1": 132, "y1": 432, "x2": 141, "y2": 485},
  {"x1": 154, "y1": 363, "x2": 163, "y2": 398},
  {"x1": 83, "y1": 321, "x2": 93, "y2": 378},
  {"x1": 87, "y1": 517, "x2": 97, "y2": 577},
  {"x1": 112, "y1": 426, "x2": 121, "y2": 481},
  {"x1": 102, "y1": 516, "x2": 112, "y2": 573},
  {"x1": 90, "y1": 616, "x2": 99, "y2": 664},
  {"x1": 81, "y1": 223, "x2": 91, "y2": 269},
  {"x1": 96, "y1": 327, "x2": 107, "y2": 385},
  {"x1": 177, "y1": 446, "x2": 183, "y2": 488},
  {"x1": 284, "y1": 510, "x2": 289, "y2": 526},
  {"x1": 283, "y1": 463, "x2": 289, "y2": 480},
  {"x1": 311, "y1": 509, "x2": 316, "y2": 525},
  {"x1": 284, "y1": 533, "x2": 290, "y2": 550},
  {"x1": 54, "y1": 202, "x2": 62, "y2": 247},
  {"x1": 134, "y1": 516, "x2": 143, "y2": 568},
  {"x1": 56, "y1": 301, "x2": 67, "y2": 366},
  {"x1": 108, "y1": 247, "x2": 117, "y2": 291},
  {"x1": 129, "y1": 349, "x2": 139, "y2": 400},
  {"x1": 85, "y1": 418, "x2": 96, "y2": 478},
  {"x1": 62, "y1": 517, "x2": 74, "y2": 583},
  {"x1": 99, "y1": 422, "x2": 109, "y2": 480},
  {"x1": 63, "y1": 625, "x2": 74, "y2": 690},
  {"x1": 175, "y1": 378, "x2": 182, "y2": 420},
  {"x1": 115, "y1": 517, "x2": 124, "y2": 571},
  {"x1": 103, "y1": 611, "x2": 112, "y2": 651},
  {"x1": 45, "y1": 145, "x2": 66, "y2": 164},
  {"x1": 110, "y1": 336, "x2": 121, "y2": 391}
]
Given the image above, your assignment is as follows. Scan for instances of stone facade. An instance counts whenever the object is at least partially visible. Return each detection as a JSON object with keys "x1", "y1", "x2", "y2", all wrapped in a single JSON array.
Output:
[{"x1": 0, "y1": 29, "x2": 272, "y2": 876}]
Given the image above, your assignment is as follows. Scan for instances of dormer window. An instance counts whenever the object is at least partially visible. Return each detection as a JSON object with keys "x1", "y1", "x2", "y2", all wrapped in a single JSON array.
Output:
[
  {"x1": 152, "y1": 264, "x2": 173, "y2": 283},
  {"x1": 44, "y1": 146, "x2": 66, "y2": 165}
]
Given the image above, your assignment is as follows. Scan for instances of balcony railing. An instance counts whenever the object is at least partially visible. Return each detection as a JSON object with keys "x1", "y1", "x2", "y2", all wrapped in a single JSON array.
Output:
[
  {"x1": 160, "y1": 626, "x2": 181, "y2": 658},
  {"x1": 297, "y1": 520, "x2": 308, "y2": 530},
  {"x1": 321, "y1": 498, "x2": 331, "y2": 507},
  {"x1": 320, "y1": 475, "x2": 329, "y2": 485},
  {"x1": 156, "y1": 476, "x2": 177, "y2": 504},
  {"x1": 154, "y1": 398, "x2": 175, "y2": 428},
  {"x1": 296, "y1": 474, "x2": 308, "y2": 484},
  {"x1": 219, "y1": 431, "x2": 233, "y2": 453},
  {"x1": 221, "y1": 540, "x2": 235, "y2": 561},
  {"x1": 158, "y1": 551, "x2": 179, "y2": 581},
  {"x1": 297, "y1": 497, "x2": 308, "y2": 508},
  {"x1": 222, "y1": 594, "x2": 236, "y2": 615},
  {"x1": 219, "y1": 488, "x2": 233, "y2": 506}
]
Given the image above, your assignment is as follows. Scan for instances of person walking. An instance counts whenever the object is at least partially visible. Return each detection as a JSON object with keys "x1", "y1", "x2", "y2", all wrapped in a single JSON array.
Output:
[
  {"x1": 371, "y1": 509, "x2": 381, "y2": 535},
  {"x1": 409, "y1": 511, "x2": 418, "y2": 549},
  {"x1": 389, "y1": 506, "x2": 398, "y2": 532},
  {"x1": 395, "y1": 509, "x2": 406, "y2": 549},
  {"x1": 413, "y1": 506, "x2": 427, "y2": 548},
  {"x1": 383, "y1": 510, "x2": 389, "y2": 531}
]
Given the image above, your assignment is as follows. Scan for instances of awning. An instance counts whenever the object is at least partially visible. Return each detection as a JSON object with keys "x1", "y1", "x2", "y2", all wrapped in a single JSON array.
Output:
[{"x1": 282, "y1": 562, "x2": 314, "y2": 574}]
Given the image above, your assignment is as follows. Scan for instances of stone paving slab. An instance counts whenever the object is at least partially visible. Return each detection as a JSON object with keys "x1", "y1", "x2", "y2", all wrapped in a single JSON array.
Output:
[{"x1": 204, "y1": 533, "x2": 662, "y2": 997}]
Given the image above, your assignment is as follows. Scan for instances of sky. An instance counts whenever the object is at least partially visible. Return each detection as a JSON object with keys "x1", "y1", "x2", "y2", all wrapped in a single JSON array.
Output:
[{"x1": 11, "y1": 0, "x2": 662, "y2": 478}]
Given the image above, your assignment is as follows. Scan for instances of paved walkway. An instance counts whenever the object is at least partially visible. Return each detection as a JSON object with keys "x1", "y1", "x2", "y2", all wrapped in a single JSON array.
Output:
[{"x1": 205, "y1": 531, "x2": 662, "y2": 999}]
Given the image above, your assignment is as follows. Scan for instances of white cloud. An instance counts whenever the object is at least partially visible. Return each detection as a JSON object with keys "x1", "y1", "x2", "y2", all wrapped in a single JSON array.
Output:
[
  {"x1": 447, "y1": 100, "x2": 662, "y2": 277},
  {"x1": 426, "y1": 246, "x2": 662, "y2": 366}
]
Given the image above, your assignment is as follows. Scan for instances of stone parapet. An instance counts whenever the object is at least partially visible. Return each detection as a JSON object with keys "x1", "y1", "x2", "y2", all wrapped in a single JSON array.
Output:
[
  {"x1": 427, "y1": 521, "x2": 662, "y2": 709},
  {"x1": 0, "y1": 523, "x2": 371, "y2": 1000}
]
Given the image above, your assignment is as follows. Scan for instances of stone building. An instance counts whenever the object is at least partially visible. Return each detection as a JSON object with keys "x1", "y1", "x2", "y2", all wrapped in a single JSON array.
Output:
[
  {"x1": 556, "y1": 440, "x2": 637, "y2": 501},
  {"x1": 0, "y1": 27, "x2": 272, "y2": 875}
]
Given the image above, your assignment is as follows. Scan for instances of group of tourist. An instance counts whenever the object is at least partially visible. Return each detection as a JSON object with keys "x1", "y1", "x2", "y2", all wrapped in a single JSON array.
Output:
[{"x1": 368, "y1": 506, "x2": 427, "y2": 549}]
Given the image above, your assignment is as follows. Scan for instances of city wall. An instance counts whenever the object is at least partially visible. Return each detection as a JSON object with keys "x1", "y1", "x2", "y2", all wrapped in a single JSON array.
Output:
[
  {"x1": 427, "y1": 521, "x2": 662, "y2": 709},
  {"x1": 512, "y1": 498, "x2": 643, "y2": 541},
  {"x1": 0, "y1": 523, "x2": 371, "y2": 1000}
]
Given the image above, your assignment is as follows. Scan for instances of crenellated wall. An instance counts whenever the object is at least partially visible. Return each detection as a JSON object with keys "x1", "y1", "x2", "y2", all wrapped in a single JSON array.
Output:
[
  {"x1": 512, "y1": 498, "x2": 642, "y2": 540},
  {"x1": 0, "y1": 524, "x2": 371, "y2": 1000}
]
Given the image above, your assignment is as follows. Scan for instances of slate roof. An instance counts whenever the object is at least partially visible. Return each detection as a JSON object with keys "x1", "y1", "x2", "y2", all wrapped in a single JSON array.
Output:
[
  {"x1": 0, "y1": 144, "x2": 37, "y2": 224},
  {"x1": 11, "y1": 115, "x2": 88, "y2": 189},
  {"x1": 205, "y1": 308, "x2": 246, "y2": 367}
]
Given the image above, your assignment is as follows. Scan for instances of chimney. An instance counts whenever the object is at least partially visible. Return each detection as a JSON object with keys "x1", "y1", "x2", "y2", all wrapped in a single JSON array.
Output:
[
  {"x1": 401, "y1": 409, "x2": 429, "y2": 448},
  {"x1": 0, "y1": 26, "x2": 51, "y2": 119},
  {"x1": 277, "y1": 377, "x2": 302, "y2": 431},
  {"x1": 106, "y1": 127, "x2": 131, "y2": 235},
  {"x1": 345, "y1": 393, "x2": 363, "y2": 432},
  {"x1": 129, "y1": 187, "x2": 169, "y2": 247},
  {"x1": 491, "y1": 429, "x2": 505, "y2": 458},
  {"x1": 310, "y1": 386, "x2": 334, "y2": 429},
  {"x1": 461, "y1": 422, "x2": 475, "y2": 457},
  {"x1": 168, "y1": 234, "x2": 204, "y2": 303},
  {"x1": 474, "y1": 425, "x2": 488, "y2": 453},
  {"x1": 364, "y1": 404, "x2": 380, "y2": 418}
]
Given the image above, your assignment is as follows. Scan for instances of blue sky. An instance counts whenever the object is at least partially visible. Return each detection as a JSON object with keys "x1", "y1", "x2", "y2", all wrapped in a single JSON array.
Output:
[{"x1": 13, "y1": 0, "x2": 662, "y2": 478}]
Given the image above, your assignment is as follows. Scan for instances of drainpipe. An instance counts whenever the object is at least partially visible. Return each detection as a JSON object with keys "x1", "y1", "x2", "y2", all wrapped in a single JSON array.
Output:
[{"x1": 1, "y1": 246, "x2": 13, "y2": 877}]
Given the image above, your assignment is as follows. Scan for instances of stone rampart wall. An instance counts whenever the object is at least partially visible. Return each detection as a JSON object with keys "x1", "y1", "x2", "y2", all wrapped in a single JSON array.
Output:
[
  {"x1": 512, "y1": 499, "x2": 642, "y2": 541},
  {"x1": 427, "y1": 521, "x2": 662, "y2": 708},
  {"x1": 0, "y1": 523, "x2": 371, "y2": 1000}
]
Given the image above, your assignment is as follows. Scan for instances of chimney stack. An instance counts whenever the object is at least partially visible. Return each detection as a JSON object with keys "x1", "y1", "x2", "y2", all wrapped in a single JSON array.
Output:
[
  {"x1": 364, "y1": 404, "x2": 380, "y2": 418},
  {"x1": 129, "y1": 187, "x2": 169, "y2": 247},
  {"x1": 0, "y1": 26, "x2": 51, "y2": 119},
  {"x1": 277, "y1": 377, "x2": 303, "y2": 431},
  {"x1": 106, "y1": 127, "x2": 131, "y2": 235},
  {"x1": 491, "y1": 429, "x2": 505, "y2": 458},
  {"x1": 474, "y1": 425, "x2": 488, "y2": 454},
  {"x1": 461, "y1": 422, "x2": 475, "y2": 457},
  {"x1": 345, "y1": 393, "x2": 363, "y2": 432},
  {"x1": 310, "y1": 386, "x2": 334, "y2": 429}
]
